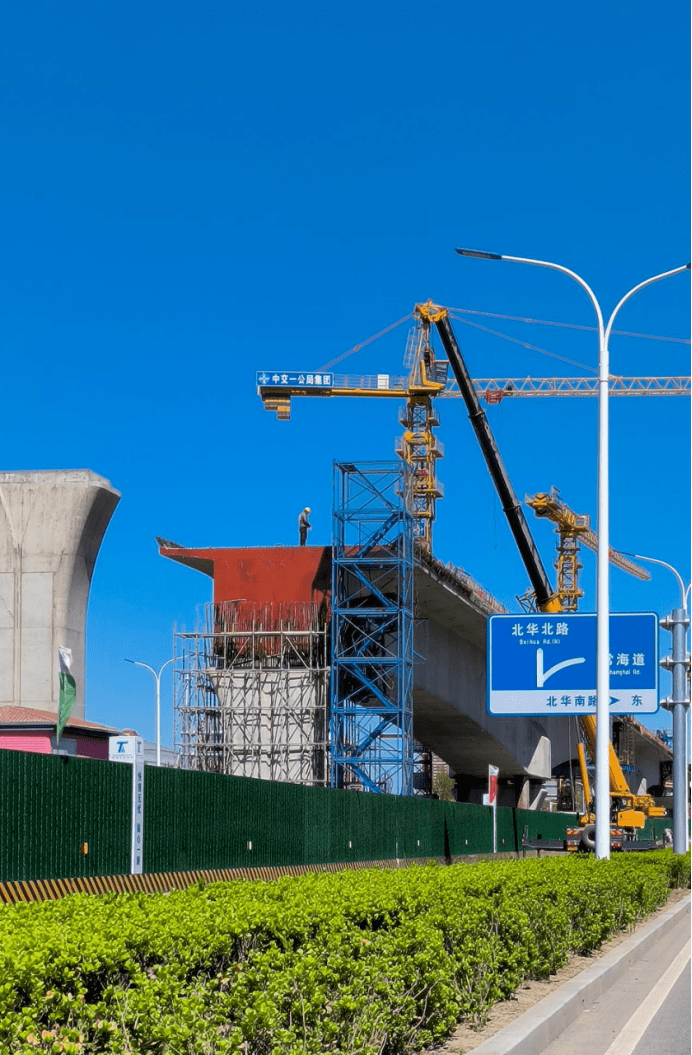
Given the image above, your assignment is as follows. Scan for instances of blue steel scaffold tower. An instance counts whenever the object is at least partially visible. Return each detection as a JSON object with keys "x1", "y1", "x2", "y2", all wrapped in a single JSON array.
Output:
[{"x1": 330, "y1": 461, "x2": 415, "y2": 795}]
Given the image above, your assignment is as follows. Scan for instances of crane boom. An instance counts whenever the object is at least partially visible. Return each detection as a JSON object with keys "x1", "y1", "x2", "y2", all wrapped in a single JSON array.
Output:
[
  {"x1": 417, "y1": 302, "x2": 560, "y2": 611},
  {"x1": 525, "y1": 487, "x2": 651, "y2": 611},
  {"x1": 526, "y1": 489, "x2": 652, "y2": 577}
]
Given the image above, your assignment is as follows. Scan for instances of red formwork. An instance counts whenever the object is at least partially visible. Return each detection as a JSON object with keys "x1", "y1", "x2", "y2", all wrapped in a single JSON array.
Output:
[{"x1": 158, "y1": 544, "x2": 332, "y2": 606}]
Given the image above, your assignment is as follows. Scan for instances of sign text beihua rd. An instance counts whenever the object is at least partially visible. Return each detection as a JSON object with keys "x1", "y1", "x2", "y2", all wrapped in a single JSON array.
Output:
[{"x1": 487, "y1": 612, "x2": 658, "y2": 716}]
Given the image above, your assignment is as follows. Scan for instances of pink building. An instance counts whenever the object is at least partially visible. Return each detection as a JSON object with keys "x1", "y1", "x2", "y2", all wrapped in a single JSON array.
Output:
[{"x1": 0, "y1": 707, "x2": 118, "y2": 760}]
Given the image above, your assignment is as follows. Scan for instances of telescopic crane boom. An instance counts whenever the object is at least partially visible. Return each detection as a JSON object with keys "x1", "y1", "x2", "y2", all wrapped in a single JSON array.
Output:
[{"x1": 417, "y1": 301, "x2": 561, "y2": 612}]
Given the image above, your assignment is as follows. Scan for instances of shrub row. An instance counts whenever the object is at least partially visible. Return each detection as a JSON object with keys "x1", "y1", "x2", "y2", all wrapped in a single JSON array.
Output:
[{"x1": 1, "y1": 851, "x2": 688, "y2": 1055}]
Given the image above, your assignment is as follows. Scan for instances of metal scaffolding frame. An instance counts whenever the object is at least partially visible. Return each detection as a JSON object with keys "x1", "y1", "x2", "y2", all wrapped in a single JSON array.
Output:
[
  {"x1": 330, "y1": 461, "x2": 415, "y2": 795},
  {"x1": 174, "y1": 601, "x2": 328, "y2": 784}
]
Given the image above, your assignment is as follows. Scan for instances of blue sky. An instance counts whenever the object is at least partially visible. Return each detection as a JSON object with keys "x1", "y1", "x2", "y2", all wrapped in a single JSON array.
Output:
[{"x1": 1, "y1": 2, "x2": 689, "y2": 749}]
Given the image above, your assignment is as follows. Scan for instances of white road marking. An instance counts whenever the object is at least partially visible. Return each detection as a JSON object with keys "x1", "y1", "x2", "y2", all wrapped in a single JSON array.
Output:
[{"x1": 601, "y1": 940, "x2": 690, "y2": 1055}]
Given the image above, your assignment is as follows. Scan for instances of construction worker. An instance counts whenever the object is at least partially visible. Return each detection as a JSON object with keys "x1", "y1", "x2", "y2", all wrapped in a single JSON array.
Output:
[{"x1": 298, "y1": 507, "x2": 311, "y2": 546}]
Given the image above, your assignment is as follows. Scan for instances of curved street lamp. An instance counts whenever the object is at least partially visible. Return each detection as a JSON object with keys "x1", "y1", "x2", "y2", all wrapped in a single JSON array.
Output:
[
  {"x1": 456, "y1": 249, "x2": 690, "y2": 858},
  {"x1": 125, "y1": 656, "x2": 177, "y2": 767}
]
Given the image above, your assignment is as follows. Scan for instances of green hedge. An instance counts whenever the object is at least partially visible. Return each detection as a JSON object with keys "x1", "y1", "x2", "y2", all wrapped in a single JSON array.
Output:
[{"x1": 1, "y1": 852, "x2": 688, "y2": 1055}]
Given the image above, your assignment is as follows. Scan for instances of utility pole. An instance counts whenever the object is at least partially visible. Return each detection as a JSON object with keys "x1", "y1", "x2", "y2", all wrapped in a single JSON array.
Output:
[
  {"x1": 660, "y1": 608, "x2": 691, "y2": 854},
  {"x1": 632, "y1": 553, "x2": 691, "y2": 855}
]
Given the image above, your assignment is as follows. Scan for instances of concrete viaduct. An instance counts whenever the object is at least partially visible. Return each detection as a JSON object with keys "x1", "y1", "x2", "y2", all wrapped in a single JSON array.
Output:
[{"x1": 159, "y1": 542, "x2": 670, "y2": 803}]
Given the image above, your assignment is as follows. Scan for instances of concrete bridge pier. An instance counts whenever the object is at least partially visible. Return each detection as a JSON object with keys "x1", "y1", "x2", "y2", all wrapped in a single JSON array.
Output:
[{"x1": 0, "y1": 470, "x2": 120, "y2": 720}]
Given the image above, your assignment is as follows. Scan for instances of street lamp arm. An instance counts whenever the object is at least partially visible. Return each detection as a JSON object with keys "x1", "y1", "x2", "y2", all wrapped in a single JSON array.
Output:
[
  {"x1": 455, "y1": 248, "x2": 605, "y2": 334},
  {"x1": 626, "y1": 553, "x2": 689, "y2": 612},
  {"x1": 500, "y1": 255, "x2": 605, "y2": 335},
  {"x1": 604, "y1": 265, "x2": 691, "y2": 345},
  {"x1": 125, "y1": 657, "x2": 176, "y2": 679},
  {"x1": 125, "y1": 658, "x2": 157, "y2": 678}
]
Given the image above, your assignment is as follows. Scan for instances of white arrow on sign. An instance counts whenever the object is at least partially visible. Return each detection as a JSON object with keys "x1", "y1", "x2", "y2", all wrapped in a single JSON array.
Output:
[{"x1": 536, "y1": 648, "x2": 586, "y2": 688}]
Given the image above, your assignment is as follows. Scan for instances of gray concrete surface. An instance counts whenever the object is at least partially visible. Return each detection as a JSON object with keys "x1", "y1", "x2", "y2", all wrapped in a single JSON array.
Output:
[
  {"x1": 159, "y1": 541, "x2": 669, "y2": 790},
  {"x1": 0, "y1": 470, "x2": 120, "y2": 719},
  {"x1": 470, "y1": 894, "x2": 690, "y2": 1055}
]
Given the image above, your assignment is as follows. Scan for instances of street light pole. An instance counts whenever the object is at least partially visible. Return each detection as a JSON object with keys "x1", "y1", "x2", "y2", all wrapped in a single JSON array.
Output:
[
  {"x1": 629, "y1": 554, "x2": 691, "y2": 854},
  {"x1": 125, "y1": 657, "x2": 177, "y2": 767},
  {"x1": 456, "y1": 249, "x2": 690, "y2": 858}
]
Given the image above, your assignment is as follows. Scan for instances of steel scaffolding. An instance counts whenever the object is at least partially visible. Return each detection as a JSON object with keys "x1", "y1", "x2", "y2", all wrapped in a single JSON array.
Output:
[
  {"x1": 330, "y1": 461, "x2": 415, "y2": 795},
  {"x1": 174, "y1": 601, "x2": 328, "y2": 784}
]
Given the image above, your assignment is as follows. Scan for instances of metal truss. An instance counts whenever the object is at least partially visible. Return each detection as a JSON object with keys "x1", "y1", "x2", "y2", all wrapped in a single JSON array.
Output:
[
  {"x1": 260, "y1": 372, "x2": 689, "y2": 401},
  {"x1": 330, "y1": 461, "x2": 415, "y2": 795}
]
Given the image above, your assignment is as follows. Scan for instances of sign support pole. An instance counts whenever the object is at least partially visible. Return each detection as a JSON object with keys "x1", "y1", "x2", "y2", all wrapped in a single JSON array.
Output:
[
  {"x1": 131, "y1": 746, "x2": 144, "y2": 874},
  {"x1": 109, "y1": 735, "x2": 144, "y2": 875}
]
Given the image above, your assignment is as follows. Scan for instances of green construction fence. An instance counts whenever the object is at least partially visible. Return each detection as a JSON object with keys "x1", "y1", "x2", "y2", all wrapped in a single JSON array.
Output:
[
  {"x1": 0, "y1": 750, "x2": 131, "y2": 882},
  {"x1": 4, "y1": 749, "x2": 669, "y2": 884}
]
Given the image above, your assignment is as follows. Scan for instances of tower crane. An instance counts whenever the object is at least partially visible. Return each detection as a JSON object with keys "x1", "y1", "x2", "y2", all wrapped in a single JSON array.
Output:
[
  {"x1": 524, "y1": 487, "x2": 651, "y2": 612},
  {"x1": 257, "y1": 301, "x2": 689, "y2": 552}
]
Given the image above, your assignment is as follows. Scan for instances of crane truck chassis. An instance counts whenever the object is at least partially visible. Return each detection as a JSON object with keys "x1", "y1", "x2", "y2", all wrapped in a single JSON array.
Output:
[{"x1": 521, "y1": 825, "x2": 665, "y2": 854}]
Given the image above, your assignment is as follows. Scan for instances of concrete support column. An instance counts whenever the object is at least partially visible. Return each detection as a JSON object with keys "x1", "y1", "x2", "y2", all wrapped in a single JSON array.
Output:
[{"x1": 0, "y1": 470, "x2": 120, "y2": 719}]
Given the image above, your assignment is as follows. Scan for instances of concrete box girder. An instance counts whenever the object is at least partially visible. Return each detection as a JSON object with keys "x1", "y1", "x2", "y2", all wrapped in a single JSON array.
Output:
[{"x1": 412, "y1": 561, "x2": 553, "y2": 780}]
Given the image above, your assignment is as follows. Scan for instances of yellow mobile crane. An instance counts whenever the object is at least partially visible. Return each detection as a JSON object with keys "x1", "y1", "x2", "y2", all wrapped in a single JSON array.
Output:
[{"x1": 419, "y1": 303, "x2": 667, "y2": 850}]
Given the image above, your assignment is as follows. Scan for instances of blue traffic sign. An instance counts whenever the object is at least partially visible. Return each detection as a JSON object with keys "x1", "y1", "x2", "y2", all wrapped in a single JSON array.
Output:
[
  {"x1": 487, "y1": 612, "x2": 658, "y2": 716},
  {"x1": 256, "y1": 370, "x2": 333, "y2": 388}
]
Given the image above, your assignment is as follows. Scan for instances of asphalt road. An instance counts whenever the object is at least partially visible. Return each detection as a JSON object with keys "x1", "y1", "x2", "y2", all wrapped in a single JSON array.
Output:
[
  {"x1": 537, "y1": 912, "x2": 690, "y2": 1055},
  {"x1": 631, "y1": 959, "x2": 690, "y2": 1055}
]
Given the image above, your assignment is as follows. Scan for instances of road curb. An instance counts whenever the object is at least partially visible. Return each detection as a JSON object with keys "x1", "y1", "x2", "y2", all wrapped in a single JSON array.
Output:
[{"x1": 470, "y1": 893, "x2": 690, "y2": 1055}]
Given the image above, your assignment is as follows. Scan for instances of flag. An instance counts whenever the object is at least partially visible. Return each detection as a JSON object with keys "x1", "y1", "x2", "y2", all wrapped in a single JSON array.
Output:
[
  {"x1": 57, "y1": 647, "x2": 76, "y2": 743},
  {"x1": 488, "y1": 764, "x2": 499, "y2": 806}
]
